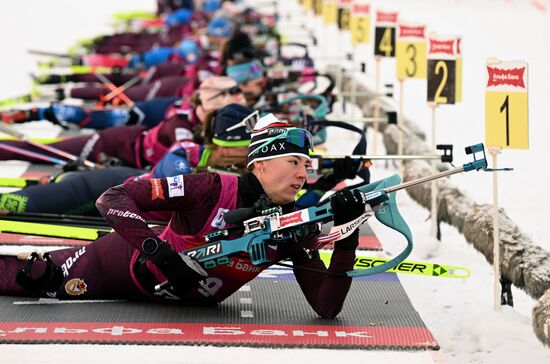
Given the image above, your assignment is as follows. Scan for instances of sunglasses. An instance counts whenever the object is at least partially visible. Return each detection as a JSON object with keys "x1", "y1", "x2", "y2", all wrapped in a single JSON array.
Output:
[
  {"x1": 249, "y1": 128, "x2": 314, "y2": 156},
  {"x1": 225, "y1": 110, "x2": 260, "y2": 133},
  {"x1": 206, "y1": 85, "x2": 242, "y2": 101}
]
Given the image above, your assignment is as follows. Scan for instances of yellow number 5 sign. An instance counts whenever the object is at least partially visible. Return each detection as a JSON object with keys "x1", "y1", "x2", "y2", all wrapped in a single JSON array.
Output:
[{"x1": 485, "y1": 60, "x2": 529, "y2": 149}]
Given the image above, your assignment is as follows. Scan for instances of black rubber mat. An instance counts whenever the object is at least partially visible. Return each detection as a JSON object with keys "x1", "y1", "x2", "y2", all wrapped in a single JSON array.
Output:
[{"x1": 0, "y1": 267, "x2": 438, "y2": 349}]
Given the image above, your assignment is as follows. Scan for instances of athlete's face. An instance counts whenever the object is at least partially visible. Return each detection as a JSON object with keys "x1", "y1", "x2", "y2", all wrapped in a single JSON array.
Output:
[
  {"x1": 210, "y1": 146, "x2": 249, "y2": 173},
  {"x1": 254, "y1": 156, "x2": 309, "y2": 205},
  {"x1": 239, "y1": 78, "x2": 267, "y2": 98}
]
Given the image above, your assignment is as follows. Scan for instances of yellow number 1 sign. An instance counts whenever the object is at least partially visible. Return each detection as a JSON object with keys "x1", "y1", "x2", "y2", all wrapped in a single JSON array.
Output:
[{"x1": 485, "y1": 60, "x2": 529, "y2": 149}]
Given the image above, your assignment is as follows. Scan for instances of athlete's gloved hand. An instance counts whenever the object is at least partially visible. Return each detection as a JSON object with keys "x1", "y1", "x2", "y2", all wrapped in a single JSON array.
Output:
[
  {"x1": 331, "y1": 189, "x2": 367, "y2": 226},
  {"x1": 332, "y1": 156, "x2": 361, "y2": 180},
  {"x1": 331, "y1": 189, "x2": 366, "y2": 251},
  {"x1": 149, "y1": 240, "x2": 207, "y2": 297}
]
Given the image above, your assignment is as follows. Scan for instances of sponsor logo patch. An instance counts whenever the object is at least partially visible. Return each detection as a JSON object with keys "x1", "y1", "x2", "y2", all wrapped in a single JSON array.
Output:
[
  {"x1": 61, "y1": 247, "x2": 86, "y2": 277},
  {"x1": 167, "y1": 175, "x2": 184, "y2": 198},
  {"x1": 175, "y1": 127, "x2": 194, "y2": 141},
  {"x1": 65, "y1": 278, "x2": 87, "y2": 296},
  {"x1": 278, "y1": 211, "x2": 304, "y2": 228},
  {"x1": 0, "y1": 194, "x2": 28, "y2": 212},
  {"x1": 107, "y1": 209, "x2": 147, "y2": 223},
  {"x1": 211, "y1": 208, "x2": 230, "y2": 229},
  {"x1": 150, "y1": 179, "x2": 165, "y2": 200}
]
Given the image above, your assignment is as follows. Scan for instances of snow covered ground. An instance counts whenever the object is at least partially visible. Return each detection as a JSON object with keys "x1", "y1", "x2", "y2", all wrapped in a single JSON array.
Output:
[{"x1": 0, "y1": 0, "x2": 549, "y2": 363}]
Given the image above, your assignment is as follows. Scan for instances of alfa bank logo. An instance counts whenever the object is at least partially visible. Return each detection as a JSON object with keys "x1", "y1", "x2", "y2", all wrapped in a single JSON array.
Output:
[{"x1": 487, "y1": 67, "x2": 526, "y2": 88}]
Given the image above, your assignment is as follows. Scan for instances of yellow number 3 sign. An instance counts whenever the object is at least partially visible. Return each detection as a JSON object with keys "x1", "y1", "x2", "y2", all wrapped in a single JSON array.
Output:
[{"x1": 485, "y1": 60, "x2": 529, "y2": 149}]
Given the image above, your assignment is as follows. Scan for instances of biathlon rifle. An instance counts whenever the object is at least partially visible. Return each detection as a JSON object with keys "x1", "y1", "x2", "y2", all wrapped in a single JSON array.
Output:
[{"x1": 156, "y1": 143, "x2": 496, "y2": 291}]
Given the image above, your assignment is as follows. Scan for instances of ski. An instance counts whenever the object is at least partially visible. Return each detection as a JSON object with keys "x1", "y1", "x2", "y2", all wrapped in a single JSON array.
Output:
[
  {"x1": 0, "y1": 177, "x2": 44, "y2": 188},
  {"x1": 0, "y1": 232, "x2": 90, "y2": 247},
  {"x1": 0, "y1": 136, "x2": 65, "y2": 144},
  {"x1": 319, "y1": 251, "x2": 470, "y2": 278},
  {"x1": 0, "y1": 220, "x2": 111, "y2": 241}
]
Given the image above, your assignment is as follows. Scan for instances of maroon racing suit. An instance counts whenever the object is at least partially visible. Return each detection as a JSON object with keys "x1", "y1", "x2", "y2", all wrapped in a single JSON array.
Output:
[
  {"x1": 0, "y1": 173, "x2": 357, "y2": 319},
  {"x1": 0, "y1": 104, "x2": 199, "y2": 169}
]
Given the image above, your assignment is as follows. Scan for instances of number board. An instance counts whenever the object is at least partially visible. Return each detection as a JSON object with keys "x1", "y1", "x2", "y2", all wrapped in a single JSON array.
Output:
[
  {"x1": 485, "y1": 60, "x2": 529, "y2": 149},
  {"x1": 454, "y1": 38, "x2": 462, "y2": 103},
  {"x1": 396, "y1": 23, "x2": 427, "y2": 79},
  {"x1": 322, "y1": 0, "x2": 338, "y2": 25},
  {"x1": 350, "y1": 3, "x2": 371, "y2": 45},
  {"x1": 337, "y1": 0, "x2": 353, "y2": 31},
  {"x1": 427, "y1": 35, "x2": 461, "y2": 104},
  {"x1": 374, "y1": 11, "x2": 398, "y2": 57}
]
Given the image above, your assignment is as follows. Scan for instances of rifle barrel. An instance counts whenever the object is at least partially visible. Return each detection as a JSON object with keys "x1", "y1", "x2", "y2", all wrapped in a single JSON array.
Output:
[
  {"x1": 317, "y1": 154, "x2": 442, "y2": 161},
  {"x1": 384, "y1": 165, "x2": 466, "y2": 194}
]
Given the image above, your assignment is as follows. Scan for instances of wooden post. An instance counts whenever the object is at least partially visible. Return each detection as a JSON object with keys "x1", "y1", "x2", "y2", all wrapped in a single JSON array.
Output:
[
  {"x1": 489, "y1": 147, "x2": 502, "y2": 310},
  {"x1": 398, "y1": 78, "x2": 405, "y2": 174},
  {"x1": 372, "y1": 56, "x2": 381, "y2": 154},
  {"x1": 429, "y1": 102, "x2": 438, "y2": 239}
]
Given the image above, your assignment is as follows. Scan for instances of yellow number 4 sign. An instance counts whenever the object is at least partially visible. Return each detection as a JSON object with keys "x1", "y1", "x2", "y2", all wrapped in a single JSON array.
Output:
[{"x1": 485, "y1": 60, "x2": 529, "y2": 149}]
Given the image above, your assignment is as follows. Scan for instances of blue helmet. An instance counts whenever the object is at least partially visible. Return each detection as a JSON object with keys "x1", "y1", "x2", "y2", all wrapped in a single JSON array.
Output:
[
  {"x1": 203, "y1": 0, "x2": 222, "y2": 13},
  {"x1": 177, "y1": 40, "x2": 200, "y2": 64},
  {"x1": 165, "y1": 8, "x2": 193, "y2": 26},
  {"x1": 207, "y1": 16, "x2": 234, "y2": 38}
]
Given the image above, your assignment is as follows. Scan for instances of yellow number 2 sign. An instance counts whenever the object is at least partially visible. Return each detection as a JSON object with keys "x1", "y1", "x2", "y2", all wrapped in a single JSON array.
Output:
[
  {"x1": 485, "y1": 60, "x2": 529, "y2": 149},
  {"x1": 427, "y1": 35, "x2": 461, "y2": 104}
]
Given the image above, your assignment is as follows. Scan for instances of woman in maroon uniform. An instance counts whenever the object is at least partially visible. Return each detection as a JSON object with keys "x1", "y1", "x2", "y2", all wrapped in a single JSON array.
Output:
[{"x1": 0, "y1": 115, "x2": 365, "y2": 319}]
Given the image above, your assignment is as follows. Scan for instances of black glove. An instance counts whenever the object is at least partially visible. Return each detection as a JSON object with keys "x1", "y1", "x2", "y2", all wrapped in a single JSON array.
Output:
[
  {"x1": 332, "y1": 157, "x2": 361, "y2": 180},
  {"x1": 147, "y1": 239, "x2": 207, "y2": 297},
  {"x1": 331, "y1": 189, "x2": 366, "y2": 226},
  {"x1": 331, "y1": 189, "x2": 366, "y2": 251}
]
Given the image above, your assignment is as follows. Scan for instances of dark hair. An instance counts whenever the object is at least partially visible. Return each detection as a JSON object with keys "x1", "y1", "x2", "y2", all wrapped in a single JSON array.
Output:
[
  {"x1": 221, "y1": 31, "x2": 253, "y2": 65},
  {"x1": 202, "y1": 111, "x2": 216, "y2": 145}
]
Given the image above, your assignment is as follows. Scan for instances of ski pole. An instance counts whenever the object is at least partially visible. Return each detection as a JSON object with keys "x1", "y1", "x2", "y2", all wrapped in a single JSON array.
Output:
[
  {"x1": 95, "y1": 73, "x2": 140, "y2": 107},
  {"x1": 0, "y1": 123, "x2": 98, "y2": 168},
  {"x1": 0, "y1": 141, "x2": 67, "y2": 165}
]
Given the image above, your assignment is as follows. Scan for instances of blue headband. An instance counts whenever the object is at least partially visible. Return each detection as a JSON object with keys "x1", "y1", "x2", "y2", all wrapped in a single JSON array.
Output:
[{"x1": 226, "y1": 60, "x2": 263, "y2": 83}]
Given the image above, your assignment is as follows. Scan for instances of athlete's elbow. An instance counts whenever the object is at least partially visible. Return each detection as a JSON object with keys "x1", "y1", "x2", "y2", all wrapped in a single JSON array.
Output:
[
  {"x1": 313, "y1": 303, "x2": 344, "y2": 319},
  {"x1": 95, "y1": 185, "x2": 125, "y2": 217}
]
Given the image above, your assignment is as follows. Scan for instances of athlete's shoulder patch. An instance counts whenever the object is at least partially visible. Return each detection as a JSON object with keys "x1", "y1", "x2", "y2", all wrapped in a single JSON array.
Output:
[
  {"x1": 167, "y1": 175, "x2": 184, "y2": 198},
  {"x1": 150, "y1": 178, "x2": 165, "y2": 200},
  {"x1": 65, "y1": 278, "x2": 87, "y2": 296},
  {"x1": 175, "y1": 127, "x2": 193, "y2": 141}
]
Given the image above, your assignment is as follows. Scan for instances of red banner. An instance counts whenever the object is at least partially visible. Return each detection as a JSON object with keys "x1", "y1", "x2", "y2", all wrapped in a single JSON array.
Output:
[
  {"x1": 353, "y1": 4, "x2": 370, "y2": 14},
  {"x1": 0, "y1": 322, "x2": 437, "y2": 347},
  {"x1": 429, "y1": 39, "x2": 454, "y2": 55},
  {"x1": 399, "y1": 25, "x2": 425, "y2": 38},
  {"x1": 376, "y1": 11, "x2": 398, "y2": 23},
  {"x1": 487, "y1": 67, "x2": 526, "y2": 88}
]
